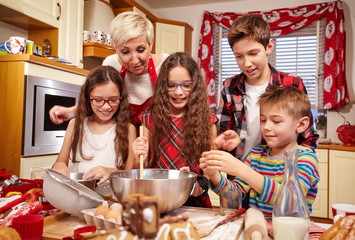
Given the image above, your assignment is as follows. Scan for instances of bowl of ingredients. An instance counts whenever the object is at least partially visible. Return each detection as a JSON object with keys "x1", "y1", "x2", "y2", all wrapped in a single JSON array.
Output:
[
  {"x1": 336, "y1": 125, "x2": 355, "y2": 146},
  {"x1": 110, "y1": 169, "x2": 197, "y2": 213},
  {"x1": 43, "y1": 169, "x2": 103, "y2": 216},
  {"x1": 70, "y1": 172, "x2": 98, "y2": 191}
]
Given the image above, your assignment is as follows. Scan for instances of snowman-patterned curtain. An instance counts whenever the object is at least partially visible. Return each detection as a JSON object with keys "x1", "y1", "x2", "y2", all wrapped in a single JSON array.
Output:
[{"x1": 198, "y1": 0, "x2": 349, "y2": 110}]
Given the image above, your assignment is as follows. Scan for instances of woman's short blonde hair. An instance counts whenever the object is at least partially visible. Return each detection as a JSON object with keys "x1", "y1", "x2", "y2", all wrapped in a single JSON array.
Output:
[{"x1": 110, "y1": 11, "x2": 154, "y2": 48}]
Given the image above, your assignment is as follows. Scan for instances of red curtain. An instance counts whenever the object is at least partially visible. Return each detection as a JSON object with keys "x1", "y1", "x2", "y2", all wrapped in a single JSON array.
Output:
[{"x1": 198, "y1": 0, "x2": 349, "y2": 110}]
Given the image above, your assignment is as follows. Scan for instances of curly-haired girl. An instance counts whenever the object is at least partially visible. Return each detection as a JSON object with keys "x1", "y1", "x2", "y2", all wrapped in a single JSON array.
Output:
[
  {"x1": 132, "y1": 52, "x2": 217, "y2": 207},
  {"x1": 52, "y1": 66, "x2": 136, "y2": 185}
]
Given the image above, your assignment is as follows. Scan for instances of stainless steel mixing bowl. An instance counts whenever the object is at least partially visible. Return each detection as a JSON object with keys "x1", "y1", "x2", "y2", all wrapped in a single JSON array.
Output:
[{"x1": 110, "y1": 169, "x2": 197, "y2": 213}]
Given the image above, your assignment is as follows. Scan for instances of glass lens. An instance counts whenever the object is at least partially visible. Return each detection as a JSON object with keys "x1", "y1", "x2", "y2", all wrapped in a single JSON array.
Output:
[
  {"x1": 90, "y1": 98, "x2": 120, "y2": 107},
  {"x1": 181, "y1": 82, "x2": 192, "y2": 91},
  {"x1": 168, "y1": 81, "x2": 192, "y2": 91}
]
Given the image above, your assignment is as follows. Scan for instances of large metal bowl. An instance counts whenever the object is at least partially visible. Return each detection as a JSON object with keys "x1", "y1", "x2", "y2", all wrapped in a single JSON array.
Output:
[{"x1": 110, "y1": 169, "x2": 197, "y2": 213}]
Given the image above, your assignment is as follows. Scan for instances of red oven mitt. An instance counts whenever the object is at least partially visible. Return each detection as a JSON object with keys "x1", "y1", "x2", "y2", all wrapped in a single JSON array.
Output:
[
  {"x1": 0, "y1": 194, "x2": 25, "y2": 213},
  {"x1": 0, "y1": 201, "x2": 43, "y2": 227}
]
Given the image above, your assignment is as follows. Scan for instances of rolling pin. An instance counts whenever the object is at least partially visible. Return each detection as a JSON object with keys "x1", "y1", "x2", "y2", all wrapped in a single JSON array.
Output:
[{"x1": 244, "y1": 207, "x2": 268, "y2": 240}]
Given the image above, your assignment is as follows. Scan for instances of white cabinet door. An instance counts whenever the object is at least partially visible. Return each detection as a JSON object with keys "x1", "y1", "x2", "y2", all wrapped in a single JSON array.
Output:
[
  {"x1": 310, "y1": 149, "x2": 329, "y2": 218},
  {"x1": 0, "y1": 0, "x2": 60, "y2": 28},
  {"x1": 58, "y1": 0, "x2": 84, "y2": 68},
  {"x1": 20, "y1": 155, "x2": 57, "y2": 179},
  {"x1": 155, "y1": 22, "x2": 184, "y2": 54},
  {"x1": 329, "y1": 150, "x2": 355, "y2": 219}
]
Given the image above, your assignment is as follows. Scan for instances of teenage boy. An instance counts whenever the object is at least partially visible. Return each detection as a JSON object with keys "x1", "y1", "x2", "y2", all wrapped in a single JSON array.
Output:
[
  {"x1": 213, "y1": 14, "x2": 319, "y2": 161},
  {"x1": 200, "y1": 86, "x2": 320, "y2": 216}
]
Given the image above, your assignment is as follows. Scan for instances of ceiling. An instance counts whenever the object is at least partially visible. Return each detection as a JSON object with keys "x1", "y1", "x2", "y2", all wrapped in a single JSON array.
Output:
[{"x1": 137, "y1": 0, "x2": 238, "y2": 9}]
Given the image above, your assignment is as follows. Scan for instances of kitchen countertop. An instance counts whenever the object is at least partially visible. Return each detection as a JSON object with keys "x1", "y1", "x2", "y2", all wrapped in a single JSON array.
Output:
[
  {"x1": 0, "y1": 54, "x2": 89, "y2": 76},
  {"x1": 318, "y1": 143, "x2": 355, "y2": 151}
]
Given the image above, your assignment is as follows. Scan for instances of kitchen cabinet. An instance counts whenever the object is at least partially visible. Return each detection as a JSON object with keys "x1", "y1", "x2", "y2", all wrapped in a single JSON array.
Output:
[
  {"x1": 328, "y1": 149, "x2": 355, "y2": 219},
  {"x1": 155, "y1": 22, "x2": 185, "y2": 54},
  {"x1": 154, "y1": 20, "x2": 193, "y2": 55},
  {"x1": 0, "y1": 55, "x2": 87, "y2": 178},
  {"x1": 57, "y1": 0, "x2": 84, "y2": 68},
  {"x1": 310, "y1": 149, "x2": 329, "y2": 218},
  {"x1": 111, "y1": 0, "x2": 193, "y2": 55},
  {"x1": 0, "y1": 0, "x2": 84, "y2": 68},
  {"x1": 0, "y1": 0, "x2": 60, "y2": 28}
]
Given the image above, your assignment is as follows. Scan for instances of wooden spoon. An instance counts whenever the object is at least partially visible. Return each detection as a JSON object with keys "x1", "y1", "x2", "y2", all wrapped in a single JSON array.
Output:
[{"x1": 139, "y1": 125, "x2": 144, "y2": 179}]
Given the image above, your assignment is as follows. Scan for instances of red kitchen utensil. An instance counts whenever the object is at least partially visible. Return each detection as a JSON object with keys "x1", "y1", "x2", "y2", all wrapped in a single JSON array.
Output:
[
  {"x1": 11, "y1": 214, "x2": 44, "y2": 240},
  {"x1": 336, "y1": 125, "x2": 355, "y2": 146}
]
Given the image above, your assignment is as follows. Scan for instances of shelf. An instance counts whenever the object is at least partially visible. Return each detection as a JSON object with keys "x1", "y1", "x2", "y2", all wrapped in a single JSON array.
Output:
[
  {"x1": 83, "y1": 42, "x2": 115, "y2": 59},
  {"x1": 0, "y1": 54, "x2": 89, "y2": 75}
]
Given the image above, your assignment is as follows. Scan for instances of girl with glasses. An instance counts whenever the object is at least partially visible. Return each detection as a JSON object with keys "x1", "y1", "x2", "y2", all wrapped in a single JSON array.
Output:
[
  {"x1": 132, "y1": 52, "x2": 218, "y2": 208},
  {"x1": 52, "y1": 66, "x2": 136, "y2": 185}
]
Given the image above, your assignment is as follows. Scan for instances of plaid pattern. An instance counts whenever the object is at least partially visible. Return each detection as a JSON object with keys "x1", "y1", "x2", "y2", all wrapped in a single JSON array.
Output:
[
  {"x1": 217, "y1": 64, "x2": 319, "y2": 161},
  {"x1": 141, "y1": 110, "x2": 218, "y2": 207}
]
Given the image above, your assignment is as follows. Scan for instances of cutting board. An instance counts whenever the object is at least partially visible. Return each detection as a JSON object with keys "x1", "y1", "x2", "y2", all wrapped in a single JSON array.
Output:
[
  {"x1": 42, "y1": 212, "x2": 87, "y2": 240},
  {"x1": 42, "y1": 207, "x2": 244, "y2": 240}
]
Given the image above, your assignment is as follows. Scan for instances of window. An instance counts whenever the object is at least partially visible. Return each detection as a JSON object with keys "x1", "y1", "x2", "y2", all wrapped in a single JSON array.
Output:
[{"x1": 213, "y1": 18, "x2": 326, "y2": 110}]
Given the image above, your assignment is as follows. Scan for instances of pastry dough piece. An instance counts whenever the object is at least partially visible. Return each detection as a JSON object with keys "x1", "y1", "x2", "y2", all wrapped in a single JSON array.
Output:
[
  {"x1": 320, "y1": 215, "x2": 355, "y2": 240},
  {"x1": 0, "y1": 225, "x2": 21, "y2": 240}
]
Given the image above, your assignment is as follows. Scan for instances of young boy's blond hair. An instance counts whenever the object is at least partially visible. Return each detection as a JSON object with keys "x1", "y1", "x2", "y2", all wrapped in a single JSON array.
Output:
[
  {"x1": 258, "y1": 85, "x2": 311, "y2": 120},
  {"x1": 228, "y1": 14, "x2": 271, "y2": 49}
]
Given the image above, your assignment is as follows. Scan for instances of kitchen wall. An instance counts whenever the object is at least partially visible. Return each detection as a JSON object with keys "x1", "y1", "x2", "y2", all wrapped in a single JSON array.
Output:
[
  {"x1": 142, "y1": 0, "x2": 355, "y2": 144},
  {"x1": 0, "y1": 21, "x2": 27, "y2": 42}
]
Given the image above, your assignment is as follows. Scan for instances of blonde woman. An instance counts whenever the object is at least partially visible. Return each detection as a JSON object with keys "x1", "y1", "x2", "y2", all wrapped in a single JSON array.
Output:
[{"x1": 49, "y1": 12, "x2": 169, "y2": 128}]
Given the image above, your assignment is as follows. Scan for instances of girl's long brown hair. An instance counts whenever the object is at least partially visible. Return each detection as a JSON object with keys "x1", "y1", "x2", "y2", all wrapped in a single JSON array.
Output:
[
  {"x1": 71, "y1": 65, "x2": 131, "y2": 169},
  {"x1": 150, "y1": 52, "x2": 212, "y2": 166}
]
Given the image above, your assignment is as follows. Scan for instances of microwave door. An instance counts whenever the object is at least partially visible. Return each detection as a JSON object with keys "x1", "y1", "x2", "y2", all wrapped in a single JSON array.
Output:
[{"x1": 34, "y1": 86, "x2": 77, "y2": 147}]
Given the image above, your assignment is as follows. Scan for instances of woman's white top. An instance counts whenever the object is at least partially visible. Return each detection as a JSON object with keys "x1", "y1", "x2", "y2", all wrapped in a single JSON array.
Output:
[
  {"x1": 68, "y1": 118, "x2": 119, "y2": 173},
  {"x1": 103, "y1": 53, "x2": 169, "y2": 105}
]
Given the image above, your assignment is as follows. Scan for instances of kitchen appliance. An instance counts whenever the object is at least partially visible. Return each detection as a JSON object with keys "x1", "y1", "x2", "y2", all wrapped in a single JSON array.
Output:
[
  {"x1": 23, "y1": 76, "x2": 80, "y2": 156},
  {"x1": 110, "y1": 169, "x2": 197, "y2": 213}
]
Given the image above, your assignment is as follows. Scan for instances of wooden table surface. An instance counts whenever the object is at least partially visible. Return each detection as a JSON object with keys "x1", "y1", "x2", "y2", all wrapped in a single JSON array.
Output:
[{"x1": 42, "y1": 207, "x2": 245, "y2": 240}]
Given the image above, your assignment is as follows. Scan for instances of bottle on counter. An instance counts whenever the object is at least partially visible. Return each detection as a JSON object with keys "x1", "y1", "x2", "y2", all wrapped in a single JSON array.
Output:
[{"x1": 272, "y1": 149, "x2": 310, "y2": 240}]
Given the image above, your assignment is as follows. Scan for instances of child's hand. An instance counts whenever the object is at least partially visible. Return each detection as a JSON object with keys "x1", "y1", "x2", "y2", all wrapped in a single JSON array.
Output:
[
  {"x1": 132, "y1": 136, "x2": 148, "y2": 164},
  {"x1": 179, "y1": 166, "x2": 190, "y2": 172},
  {"x1": 213, "y1": 130, "x2": 241, "y2": 151},
  {"x1": 83, "y1": 166, "x2": 110, "y2": 185},
  {"x1": 199, "y1": 156, "x2": 218, "y2": 179},
  {"x1": 179, "y1": 166, "x2": 204, "y2": 197},
  {"x1": 52, "y1": 163, "x2": 70, "y2": 177},
  {"x1": 201, "y1": 150, "x2": 241, "y2": 177}
]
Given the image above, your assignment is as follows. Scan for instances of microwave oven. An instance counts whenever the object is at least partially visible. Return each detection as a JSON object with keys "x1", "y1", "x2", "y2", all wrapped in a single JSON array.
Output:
[{"x1": 23, "y1": 75, "x2": 81, "y2": 156}]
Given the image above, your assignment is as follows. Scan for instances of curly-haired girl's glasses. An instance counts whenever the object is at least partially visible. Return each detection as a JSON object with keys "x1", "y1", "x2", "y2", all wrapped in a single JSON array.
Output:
[
  {"x1": 167, "y1": 81, "x2": 193, "y2": 92},
  {"x1": 89, "y1": 95, "x2": 122, "y2": 107}
]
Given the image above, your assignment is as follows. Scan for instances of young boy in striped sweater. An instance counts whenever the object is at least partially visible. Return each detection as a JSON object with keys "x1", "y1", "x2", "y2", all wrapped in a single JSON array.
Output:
[{"x1": 200, "y1": 86, "x2": 320, "y2": 216}]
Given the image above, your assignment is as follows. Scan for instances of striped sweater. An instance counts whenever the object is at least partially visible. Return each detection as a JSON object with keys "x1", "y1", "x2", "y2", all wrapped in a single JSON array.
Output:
[{"x1": 211, "y1": 145, "x2": 320, "y2": 217}]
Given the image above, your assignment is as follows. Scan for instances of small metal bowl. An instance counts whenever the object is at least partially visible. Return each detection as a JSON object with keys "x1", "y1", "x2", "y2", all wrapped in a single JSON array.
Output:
[
  {"x1": 70, "y1": 172, "x2": 98, "y2": 191},
  {"x1": 110, "y1": 169, "x2": 197, "y2": 213}
]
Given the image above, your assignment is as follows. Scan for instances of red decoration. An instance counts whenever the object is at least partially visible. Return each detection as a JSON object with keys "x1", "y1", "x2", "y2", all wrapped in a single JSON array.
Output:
[{"x1": 198, "y1": 0, "x2": 349, "y2": 110}]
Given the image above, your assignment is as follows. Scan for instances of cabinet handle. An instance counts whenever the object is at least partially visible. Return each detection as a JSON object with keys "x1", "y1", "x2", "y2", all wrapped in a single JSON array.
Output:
[{"x1": 57, "y1": 2, "x2": 61, "y2": 20}]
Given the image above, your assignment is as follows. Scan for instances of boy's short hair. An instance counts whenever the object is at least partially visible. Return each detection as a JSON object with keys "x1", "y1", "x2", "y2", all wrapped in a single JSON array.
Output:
[
  {"x1": 228, "y1": 14, "x2": 271, "y2": 49},
  {"x1": 110, "y1": 11, "x2": 154, "y2": 48},
  {"x1": 258, "y1": 85, "x2": 311, "y2": 119}
]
